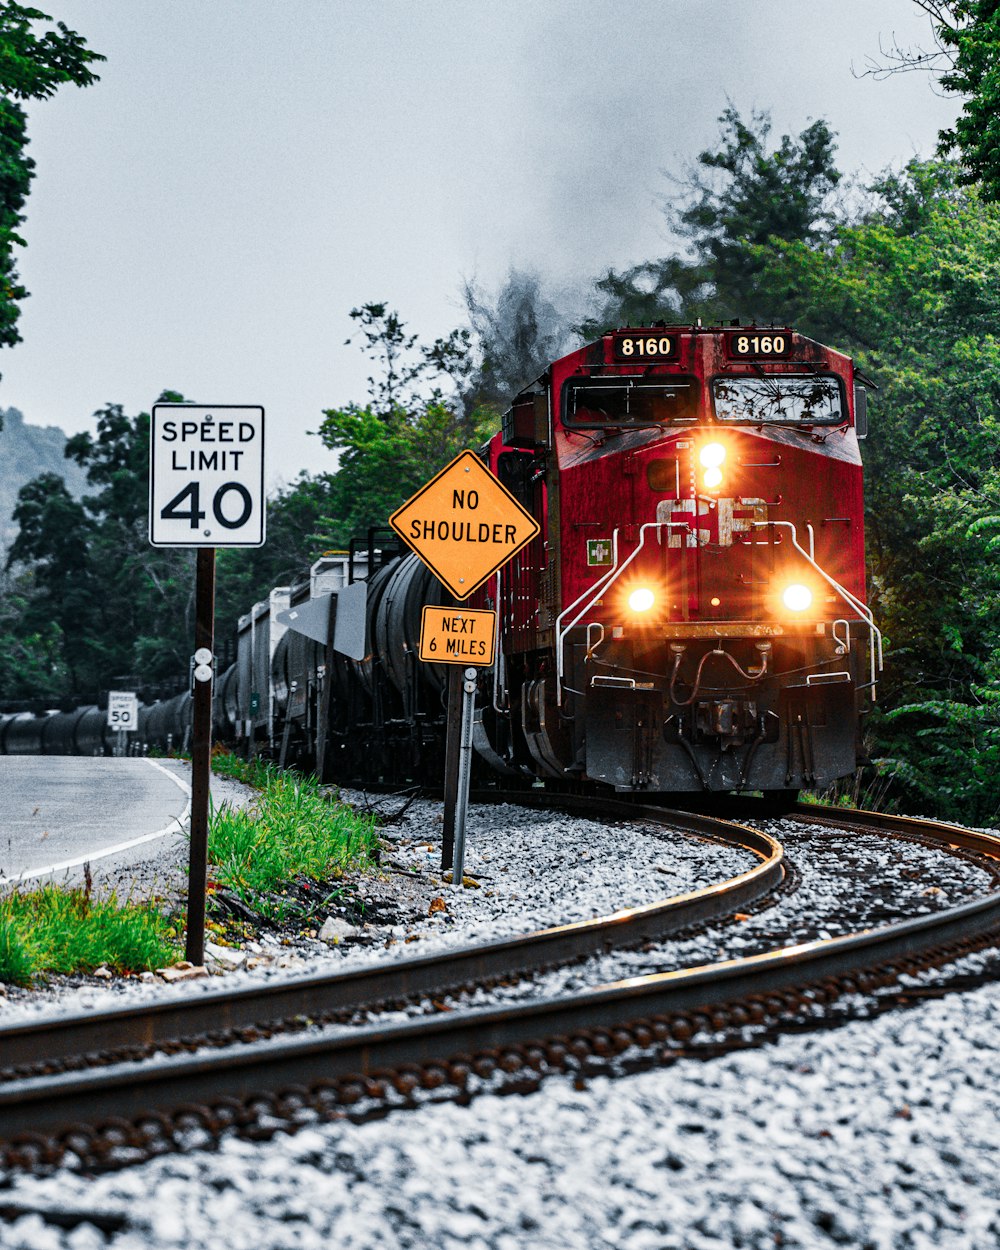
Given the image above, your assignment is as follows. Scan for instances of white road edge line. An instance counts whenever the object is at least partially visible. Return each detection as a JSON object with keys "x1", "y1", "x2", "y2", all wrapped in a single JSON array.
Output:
[{"x1": 0, "y1": 758, "x2": 193, "y2": 886}]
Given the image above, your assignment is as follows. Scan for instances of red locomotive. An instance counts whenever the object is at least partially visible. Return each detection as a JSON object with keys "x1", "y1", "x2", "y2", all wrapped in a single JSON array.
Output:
[{"x1": 476, "y1": 323, "x2": 879, "y2": 798}]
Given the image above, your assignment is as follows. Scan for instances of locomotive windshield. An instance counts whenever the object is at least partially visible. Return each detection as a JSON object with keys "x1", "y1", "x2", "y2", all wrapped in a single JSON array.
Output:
[
  {"x1": 712, "y1": 375, "x2": 844, "y2": 425},
  {"x1": 564, "y1": 376, "x2": 699, "y2": 427}
]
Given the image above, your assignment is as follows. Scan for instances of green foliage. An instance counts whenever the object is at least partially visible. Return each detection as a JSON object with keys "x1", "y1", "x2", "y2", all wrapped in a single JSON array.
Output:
[
  {"x1": 0, "y1": 564, "x2": 68, "y2": 697},
  {"x1": 879, "y1": 691, "x2": 1000, "y2": 824},
  {"x1": 316, "y1": 303, "x2": 497, "y2": 545},
  {"x1": 0, "y1": 96, "x2": 29, "y2": 349},
  {"x1": 579, "y1": 107, "x2": 841, "y2": 336},
  {"x1": 207, "y1": 756, "x2": 379, "y2": 924},
  {"x1": 0, "y1": 2, "x2": 103, "y2": 99},
  {"x1": 0, "y1": 3, "x2": 103, "y2": 349},
  {"x1": 4, "y1": 395, "x2": 198, "y2": 694},
  {"x1": 933, "y1": 1, "x2": 1000, "y2": 200},
  {"x1": 0, "y1": 884, "x2": 179, "y2": 985},
  {"x1": 0, "y1": 912, "x2": 31, "y2": 983},
  {"x1": 211, "y1": 750, "x2": 283, "y2": 789},
  {"x1": 737, "y1": 154, "x2": 1000, "y2": 817}
]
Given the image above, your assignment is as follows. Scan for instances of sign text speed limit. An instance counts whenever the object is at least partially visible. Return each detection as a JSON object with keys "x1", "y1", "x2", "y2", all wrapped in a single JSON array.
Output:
[{"x1": 149, "y1": 404, "x2": 265, "y2": 547}]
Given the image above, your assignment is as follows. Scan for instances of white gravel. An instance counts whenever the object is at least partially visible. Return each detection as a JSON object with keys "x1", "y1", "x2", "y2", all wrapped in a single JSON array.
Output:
[
  {"x1": 462, "y1": 816, "x2": 998, "y2": 1009},
  {"x1": 0, "y1": 793, "x2": 757, "y2": 1022},
  {"x1": 3, "y1": 795, "x2": 1000, "y2": 1247},
  {"x1": 3, "y1": 953, "x2": 1000, "y2": 1248}
]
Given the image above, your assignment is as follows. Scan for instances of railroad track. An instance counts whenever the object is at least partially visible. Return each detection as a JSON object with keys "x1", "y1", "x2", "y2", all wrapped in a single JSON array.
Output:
[{"x1": 2, "y1": 795, "x2": 999, "y2": 1173}]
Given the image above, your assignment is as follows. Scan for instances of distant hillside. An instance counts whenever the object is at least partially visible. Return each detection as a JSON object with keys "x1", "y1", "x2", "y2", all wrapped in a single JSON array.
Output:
[{"x1": 0, "y1": 406, "x2": 89, "y2": 556}]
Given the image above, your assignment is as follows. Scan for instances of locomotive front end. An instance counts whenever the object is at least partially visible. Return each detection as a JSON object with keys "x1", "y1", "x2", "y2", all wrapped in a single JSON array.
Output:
[{"x1": 494, "y1": 324, "x2": 878, "y2": 797}]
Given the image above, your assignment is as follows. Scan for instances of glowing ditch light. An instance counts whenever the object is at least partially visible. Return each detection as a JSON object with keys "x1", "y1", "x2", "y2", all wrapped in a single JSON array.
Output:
[
  {"x1": 699, "y1": 443, "x2": 726, "y2": 468},
  {"x1": 699, "y1": 443, "x2": 726, "y2": 491},
  {"x1": 628, "y1": 587, "x2": 656, "y2": 613},
  {"x1": 782, "y1": 584, "x2": 813, "y2": 612}
]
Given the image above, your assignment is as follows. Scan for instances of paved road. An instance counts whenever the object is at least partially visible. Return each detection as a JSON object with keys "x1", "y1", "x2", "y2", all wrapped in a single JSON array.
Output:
[{"x1": 0, "y1": 757, "x2": 191, "y2": 883}]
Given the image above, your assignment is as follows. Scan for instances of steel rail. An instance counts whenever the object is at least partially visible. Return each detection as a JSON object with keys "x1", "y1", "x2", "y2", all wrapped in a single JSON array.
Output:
[
  {"x1": 3, "y1": 823, "x2": 1000, "y2": 1143},
  {"x1": 3, "y1": 810, "x2": 1000, "y2": 1150},
  {"x1": 789, "y1": 801, "x2": 1000, "y2": 855},
  {"x1": 0, "y1": 800, "x2": 781, "y2": 1075}
]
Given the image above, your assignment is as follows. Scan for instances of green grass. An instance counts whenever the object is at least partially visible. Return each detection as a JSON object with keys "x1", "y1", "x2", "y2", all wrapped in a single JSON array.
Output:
[
  {"x1": 0, "y1": 885, "x2": 179, "y2": 987},
  {"x1": 0, "y1": 753, "x2": 378, "y2": 985},
  {"x1": 210, "y1": 750, "x2": 283, "y2": 790},
  {"x1": 207, "y1": 754, "x2": 379, "y2": 924}
]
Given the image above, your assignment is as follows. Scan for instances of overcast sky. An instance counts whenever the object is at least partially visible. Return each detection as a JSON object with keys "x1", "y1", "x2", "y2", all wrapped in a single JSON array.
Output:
[{"x1": 1, "y1": 0, "x2": 959, "y2": 488}]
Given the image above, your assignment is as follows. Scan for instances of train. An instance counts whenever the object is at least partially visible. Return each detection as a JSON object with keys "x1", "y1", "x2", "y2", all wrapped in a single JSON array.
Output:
[{"x1": 0, "y1": 323, "x2": 880, "y2": 802}]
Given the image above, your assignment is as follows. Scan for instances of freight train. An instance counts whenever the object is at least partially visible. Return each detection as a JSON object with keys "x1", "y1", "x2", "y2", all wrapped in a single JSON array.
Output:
[{"x1": 0, "y1": 324, "x2": 879, "y2": 801}]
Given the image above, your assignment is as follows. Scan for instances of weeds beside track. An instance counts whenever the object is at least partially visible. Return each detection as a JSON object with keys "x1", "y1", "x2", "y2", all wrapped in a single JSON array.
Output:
[{"x1": 0, "y1": 756, "x2": 378, "y2": 985}]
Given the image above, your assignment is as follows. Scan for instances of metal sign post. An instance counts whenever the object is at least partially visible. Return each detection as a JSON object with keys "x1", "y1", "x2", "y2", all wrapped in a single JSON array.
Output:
[
  {"x1": 149, "y1": 402, "x2": 265, "y2": 967},
  {"x1": 186, "y1": 550, "x2": 215, "y2": 965},
  {"x1": 447, "y1": 666, "x2": 478, "y2": 886}
]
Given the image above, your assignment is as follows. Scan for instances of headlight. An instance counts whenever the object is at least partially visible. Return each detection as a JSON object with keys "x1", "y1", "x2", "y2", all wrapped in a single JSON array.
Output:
[
  {"x1": 782, "y1": 584, "x2": 813, "y2": 612},
  {"x1": 699, "y1": 442, "x2": 726, "y2": 491},
  {"x1": 628, "y1": 587, "x2": 656, "y2": 613}
]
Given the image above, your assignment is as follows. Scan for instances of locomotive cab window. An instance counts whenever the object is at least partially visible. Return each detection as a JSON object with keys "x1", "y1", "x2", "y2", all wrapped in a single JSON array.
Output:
[
  {"x1": 564, "y1": 376, "x2": 699, "y2": 428},
  {"x1": 712, "y1": 375, "x2": 844, "y2": 426}
]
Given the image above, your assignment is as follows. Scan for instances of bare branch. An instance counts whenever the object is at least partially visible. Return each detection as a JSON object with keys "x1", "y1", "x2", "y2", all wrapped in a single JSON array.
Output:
[{"x1": 852, "y1": 2, "x2": 963, "y2": 81}]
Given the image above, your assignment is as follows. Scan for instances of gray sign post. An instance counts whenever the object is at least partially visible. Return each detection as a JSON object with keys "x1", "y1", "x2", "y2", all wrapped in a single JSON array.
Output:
[{"x1": 448, "y1": 666, "x2": 478, "y2": 886}]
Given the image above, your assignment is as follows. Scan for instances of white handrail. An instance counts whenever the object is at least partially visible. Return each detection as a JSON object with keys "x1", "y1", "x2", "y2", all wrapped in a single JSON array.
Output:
[
  {"x1": 552, "y1": 515, "x2": 881, "y2": 707},
  {"x1": 555, "y1": 521, "x2": 692, "y2": 705}
]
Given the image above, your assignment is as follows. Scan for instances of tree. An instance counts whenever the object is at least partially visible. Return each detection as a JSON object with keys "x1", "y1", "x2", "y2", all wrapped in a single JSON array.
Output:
[
  {"x1": 0, "y1": 562, "x2": 65, "y2": 698},
  {"x1": 935, "y1": 1, "x2": 1000, "y2": 198},
  {"x1": 6, "y1": 470, "x2": 94, "y2": 690},
  {"x1": 4, "y1": 394, "x2": 199, "y2": 696},
  {"x1": 579, "y1": 107, "x2": 841, "y2": 336},
  {"x1": 859, "y1": 3, "x2": 1000, "y2": 202},
  {"x1": 752, "y1": 158, "x2": 1000, "y2": 820},
  {"x1": 316, "y1": 304, "x2": 497, "y2": 544},
  {"x1": 0, "y1": 3, "x2": 103, "y2": 353}
]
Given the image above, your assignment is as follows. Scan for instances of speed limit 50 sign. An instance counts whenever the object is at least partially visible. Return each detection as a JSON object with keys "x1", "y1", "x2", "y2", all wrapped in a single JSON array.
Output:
[
  {"x1": 107, "y1": 690, "x2": 138, "y2": 731},
  {"x1": 149, "y1": 404, "x2": 265, "y2": 547}
]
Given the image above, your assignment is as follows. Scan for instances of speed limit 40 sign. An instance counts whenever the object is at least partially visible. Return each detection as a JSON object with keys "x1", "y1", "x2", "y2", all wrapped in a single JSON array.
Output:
[{"x1": 149, "y1": 404, "x2": 265, "y2": 547}]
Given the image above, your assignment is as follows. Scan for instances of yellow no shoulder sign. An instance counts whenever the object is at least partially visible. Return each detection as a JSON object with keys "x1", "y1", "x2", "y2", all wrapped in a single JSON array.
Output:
[
  {"x1": 389, "y1": 450, "x2": 539, "y2": 599},
  {"x1": 419, "y1": 606, "x2": 497, "y2": 666}
]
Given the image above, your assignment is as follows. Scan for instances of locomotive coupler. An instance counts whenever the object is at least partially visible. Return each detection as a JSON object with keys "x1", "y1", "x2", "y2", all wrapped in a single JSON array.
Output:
[{"x1": 694, "y1": 698, "x2": 758, "y2": 749}]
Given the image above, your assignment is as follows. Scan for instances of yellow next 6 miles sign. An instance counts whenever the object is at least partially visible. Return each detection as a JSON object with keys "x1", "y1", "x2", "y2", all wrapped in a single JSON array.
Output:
[{"x1": 419, "y1": 606, "x2": 496, "y2": 666}]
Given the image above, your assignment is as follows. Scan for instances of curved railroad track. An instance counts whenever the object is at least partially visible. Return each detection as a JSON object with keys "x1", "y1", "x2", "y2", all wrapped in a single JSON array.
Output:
[{"x1": 2, "y1": 794, "x2": 999, "y2": 1174}]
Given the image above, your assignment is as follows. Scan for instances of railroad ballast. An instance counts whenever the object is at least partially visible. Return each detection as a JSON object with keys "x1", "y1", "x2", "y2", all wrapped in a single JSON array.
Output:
[{"x1": 0, "y1": 324, "x2": 880, "y2": 799}]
